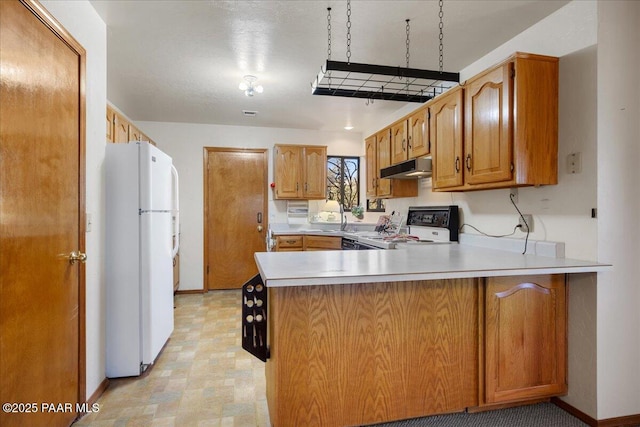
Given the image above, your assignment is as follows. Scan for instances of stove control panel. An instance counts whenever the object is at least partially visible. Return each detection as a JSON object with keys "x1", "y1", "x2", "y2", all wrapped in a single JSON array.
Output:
[{"x1": 406, "y1": 205, "x2": 459, "y2": 241}]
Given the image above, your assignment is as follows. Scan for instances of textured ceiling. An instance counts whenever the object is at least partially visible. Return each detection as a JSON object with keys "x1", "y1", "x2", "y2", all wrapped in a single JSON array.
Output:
[{"x1": 90, "y1": 0, "x2": 569, "y2": 133}]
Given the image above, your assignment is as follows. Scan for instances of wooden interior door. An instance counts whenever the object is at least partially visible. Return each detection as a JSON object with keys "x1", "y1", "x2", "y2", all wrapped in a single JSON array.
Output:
[
  {"x1": 204, "y1": 148, "x2": 267, "y2": 290},
  {"x1": 0, "y1": 1, "x2": 85, "y2": 426}
]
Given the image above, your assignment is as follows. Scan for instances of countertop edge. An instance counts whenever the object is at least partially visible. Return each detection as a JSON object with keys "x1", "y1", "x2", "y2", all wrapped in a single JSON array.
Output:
[{"x1": 260, "y1": 265, "x2": 609, "y2": 288}]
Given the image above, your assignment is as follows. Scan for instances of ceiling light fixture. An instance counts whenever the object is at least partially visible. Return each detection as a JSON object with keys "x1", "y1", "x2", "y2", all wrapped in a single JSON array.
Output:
[
  {"x1": 239, "y1": 75, "x2": 263, "y2": 97},
  {"x1": 311, "y1": 0, "x2": 459, "y2": 103}
]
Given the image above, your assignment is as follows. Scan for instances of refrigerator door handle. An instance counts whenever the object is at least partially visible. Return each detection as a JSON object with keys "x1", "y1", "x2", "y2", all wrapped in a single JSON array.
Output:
[{"x1": 170, "y1": 164, "x2": 180, "y2": 258}]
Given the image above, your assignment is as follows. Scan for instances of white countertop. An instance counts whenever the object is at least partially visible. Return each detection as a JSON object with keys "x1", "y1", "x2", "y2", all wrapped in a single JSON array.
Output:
[{"x1": 254, "y1": 243, "x2": 610, "y2": 287}]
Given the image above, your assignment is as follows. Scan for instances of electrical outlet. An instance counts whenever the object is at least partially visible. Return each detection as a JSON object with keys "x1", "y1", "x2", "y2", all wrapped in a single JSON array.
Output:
[{"x1": 519, "y1": 214, "x2": 533, "y2": 232}]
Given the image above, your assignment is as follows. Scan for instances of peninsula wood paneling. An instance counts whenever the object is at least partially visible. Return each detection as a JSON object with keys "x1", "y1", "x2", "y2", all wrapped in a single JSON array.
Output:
[{"x1": 266, "y1": 280, "x2": 479, "y2": 427}]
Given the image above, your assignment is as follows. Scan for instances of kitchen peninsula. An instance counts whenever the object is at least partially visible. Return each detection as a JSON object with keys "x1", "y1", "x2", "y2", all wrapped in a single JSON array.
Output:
[{"x1": 253, "y1": 245, "x2": 608, "y2": 427}]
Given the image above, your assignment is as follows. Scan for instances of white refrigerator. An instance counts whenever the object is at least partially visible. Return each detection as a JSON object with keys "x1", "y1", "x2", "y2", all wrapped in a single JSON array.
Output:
[{"x1": 105, "y1": 141, "x2": 180, "y2": 378}]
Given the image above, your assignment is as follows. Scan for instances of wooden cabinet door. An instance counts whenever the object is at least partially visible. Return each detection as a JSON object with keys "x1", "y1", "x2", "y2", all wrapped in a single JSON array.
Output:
[
  {"x1": 106, "y1": 105, "x2": 115, "y2": 142},
  {"x1": 113, "y1": 112, "x2": 130, "y2": 143},
  {"x1": 431, "y1": 87, "x2": 464, "y2": 189},
  {"x1": 376, "y1": 129, "x2": 392, "y2": 197},
  {"x1": 465, "y1": 63, "x2": 513, "y2": 185},
  {"x1": 302, "y1": 146, "x2": 326, "y2": 199},
  {"x1": 365, "y1": 135, "x2": 377, "y2": 198},
  {"x1": 274, "y1": 145, "x2": 302, "y2": 199},
  {"x1": 484, "y1": 274, "x2": 567, "y2": 404},
  {"x1": 303, "y1": 235, "x2": 341, "y2": 251},
  {"x1": 390, "y1": 120, "x2": 408, "y2": 165},
  {"x1": 408, "y1": 107, "x2": 429, "y2": 158},
  {"x1": 128, "y1": 124, "x2": 141, "y2": 142}
]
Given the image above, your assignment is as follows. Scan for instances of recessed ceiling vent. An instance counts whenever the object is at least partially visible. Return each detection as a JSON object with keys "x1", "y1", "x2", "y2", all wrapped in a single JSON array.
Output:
[{"x1": 242, "y1": 110, "x2": 258, "y2": 117}]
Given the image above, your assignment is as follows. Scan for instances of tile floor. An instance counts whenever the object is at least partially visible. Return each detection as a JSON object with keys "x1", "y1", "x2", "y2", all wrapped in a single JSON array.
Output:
[{"x1": 74, "y1": 290, "x2": 270, "y2": 427}]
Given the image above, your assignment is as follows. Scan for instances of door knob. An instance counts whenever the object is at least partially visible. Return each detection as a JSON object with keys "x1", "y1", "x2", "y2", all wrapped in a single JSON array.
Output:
[
  {"x1": 257, "y1": 225, "x2": 263, "y2": 232},
  {"x1": 68, "y1": 251, "x2": 87, "y2": 265}
]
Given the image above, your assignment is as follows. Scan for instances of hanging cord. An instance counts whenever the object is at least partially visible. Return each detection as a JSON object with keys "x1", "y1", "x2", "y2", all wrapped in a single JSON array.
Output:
[
  {"x1": 438, "y1": 0, "x2": 444, "y2": 74},
  {"x1": 510, "y1": 192, "x2": 530, "y2": 254},
  {"x1": 346, "y1": 0, "x2": 351, "y2": 64},
  {"x1": 458, "y1": 193, "x2": 530, "y2": 255},
  {"x1": 459, "y1": 223, "x2": 520, "y2": 238}
]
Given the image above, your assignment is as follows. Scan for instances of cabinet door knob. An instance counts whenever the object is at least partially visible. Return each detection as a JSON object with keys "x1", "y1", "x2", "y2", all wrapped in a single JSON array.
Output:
[
  {"x1": 466, "y1": 154, "x2": 472, "y2": 171},
  {"x1": 455, "y1": 156, "x2": 461, "y2": 173}
]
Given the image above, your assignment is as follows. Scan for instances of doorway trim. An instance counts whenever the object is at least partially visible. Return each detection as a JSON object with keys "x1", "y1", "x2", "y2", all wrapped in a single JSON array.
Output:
[
  {"x1": 21, "y1": 0, "x2": 87, "y2": 404},
  {"x1": 203, "y1": 147, "x2": 269, "y2": 291}
]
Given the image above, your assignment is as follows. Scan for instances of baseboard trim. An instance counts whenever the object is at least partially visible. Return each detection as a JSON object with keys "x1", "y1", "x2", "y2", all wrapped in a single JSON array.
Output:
[
  {"x1": 75, "y1": 377, "x2": 109, "y2": 422},
  {"x1": 87, "y1": 377, "x2": 109, "y2": 406},
  {"x1": 552, "y1": 397, "x2": 640, "y2": 427},
  {"x1": 175, "y1": 288, "x2": 207, "y2": 295}
]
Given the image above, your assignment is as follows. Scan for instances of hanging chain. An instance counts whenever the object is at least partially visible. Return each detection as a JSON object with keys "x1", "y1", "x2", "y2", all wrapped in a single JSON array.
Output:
[
  {"x1": 346, "y1": 0, "x2": 352, "y2": 64},
  {"x1": 438, "y1": 0, "x2": 444, "y2": 73},
  {"x1": 405, "y1": 19, "x2": 410, "y2": 69},
  {"x1": 327, "y1": 7, "x2": 332, "y2": 60},
  {"x1": 327, "y1": 7, "x2": 332, "y2": 87}
]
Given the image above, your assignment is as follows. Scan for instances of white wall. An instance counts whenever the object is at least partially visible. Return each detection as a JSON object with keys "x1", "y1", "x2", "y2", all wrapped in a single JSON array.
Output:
[
  {"x1": 136, "y1": 122, "x2": 363, "y2": 291},
  {"x1": 596, "y1": 0, "x2": 640, "y2": 419},
  {"x1": 39, "y1": 0, "x2": 107, "y2": 401}
]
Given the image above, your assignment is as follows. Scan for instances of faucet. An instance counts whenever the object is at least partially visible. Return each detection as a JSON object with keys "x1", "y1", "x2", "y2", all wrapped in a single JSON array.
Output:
[{"x1": 340, "y1": 212, "x2": 348, "y2": 231}]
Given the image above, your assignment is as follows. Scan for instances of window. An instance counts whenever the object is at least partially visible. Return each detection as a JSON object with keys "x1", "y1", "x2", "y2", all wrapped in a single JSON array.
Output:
[
  {"x1": 367, "y1": 198, "x2": 386, "y2": 212},
  {"x1": 327, "y1": 156, "x2": 359, "y2": 211}
]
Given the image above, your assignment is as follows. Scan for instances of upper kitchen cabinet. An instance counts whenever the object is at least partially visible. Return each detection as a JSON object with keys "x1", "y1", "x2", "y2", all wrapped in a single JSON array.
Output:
[
  {"x1": 128, "y1": 125, "x2": 142, "y2": 142},
  {"x1": 390, "y1": 120, "x2": 408, "y2": 165},
  {"x1": 274, "y1": 144, "x2": 327, "y2": 200},
  {"x1": 106, "y1": 105, "x2": 115, "y2": 142},
  {"x1": 113, "y1": 110, "x2": 130, "y2": 143},
  {"x1": 389, "y1": 106, "x2": 430, "y2": 165},
  {"x1": 407, "y1": 106, "x2": 430, "y2": 158},
  {"x1": 438, "y1": 53, "x2": 558, "y2": 191},
  {"x1": 431, "y1": 86, "x2": 464, "y2": 189},
  {"x1": 107, "y1": 103, "x2": 157, "y2": 145},
  {"x1": 429, "y1": 52, "x2": 558, "y2": 191},
  {"x1": 365, "y1": 129, "x2": 417, "y2": 199}
]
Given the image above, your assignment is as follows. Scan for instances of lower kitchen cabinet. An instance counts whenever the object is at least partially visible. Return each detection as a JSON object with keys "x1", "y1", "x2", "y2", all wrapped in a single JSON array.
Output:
[
  {"x1": 482, "y1": 274, "x2": 567, "y2": 405},
  {"x1": 263, "y1": 273, "x2": 569, "y2": 426},
  {"x1": 274, "y1": 235, "x2": 303, "y2": 251},
  {"x1": 303, "y1": 235, "x2": 341, "y2": 251},
  {"x1": 275, "y1": 235, "x2": 341, "y2": 252}
]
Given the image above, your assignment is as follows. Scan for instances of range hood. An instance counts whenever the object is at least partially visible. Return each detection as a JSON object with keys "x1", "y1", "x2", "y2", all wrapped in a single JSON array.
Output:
[{"x1": 380, "y1": 157, "x2": 432, "y2": 179}]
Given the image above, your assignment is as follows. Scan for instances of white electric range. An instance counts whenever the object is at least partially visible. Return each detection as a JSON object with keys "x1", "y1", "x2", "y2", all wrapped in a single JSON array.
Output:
[{"x1": 341, "y1": 206, "x2": 459, "y2": 250}]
